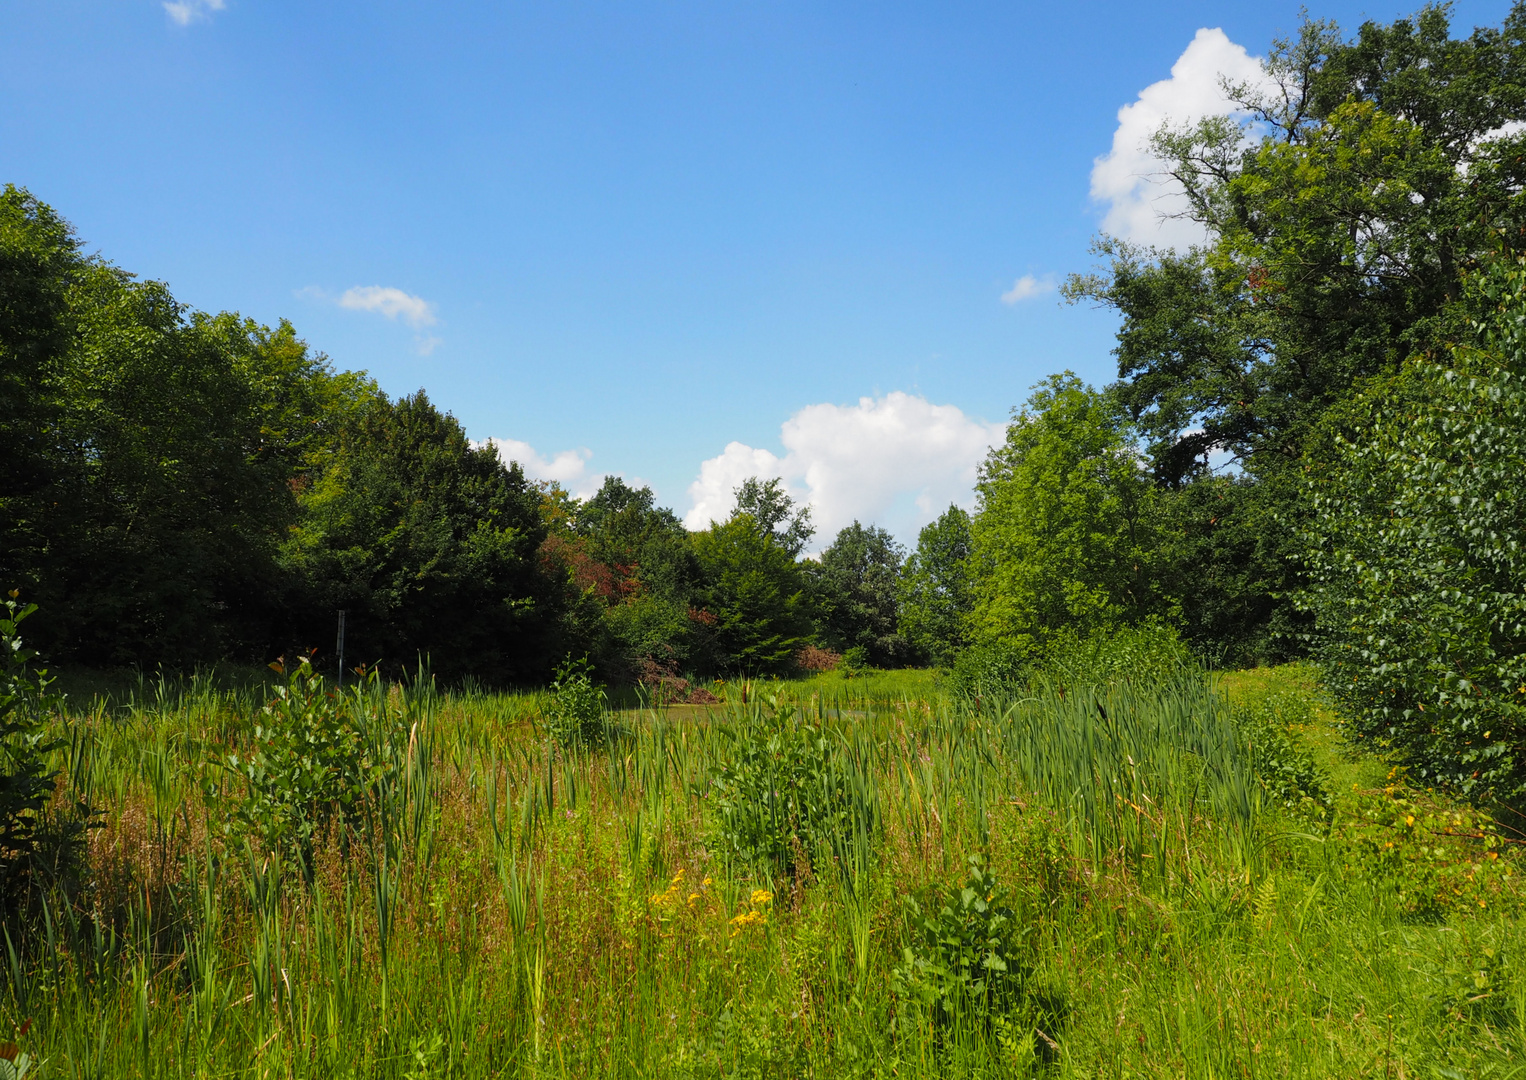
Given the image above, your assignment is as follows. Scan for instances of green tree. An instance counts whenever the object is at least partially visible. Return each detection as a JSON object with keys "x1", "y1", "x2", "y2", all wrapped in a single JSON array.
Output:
[
  {"x1": 1299, "y1": 255, "x2": 1526, "y2": 798},
  {"x1": 690, "y1": 514, "x2": 812, "y2": 676},
  {"x1": 807, "y1": 521, "x2": 909, "y2": 667},
  {"x1": 732, "y1": 476, "x2": 814, "y2": 558},
  {"x1": 0, "y1": 187, "x2": 75, "y2": 597},
  {"x1": 0, "y1": 187, "x2": 379, "y2": 665},
  {"x1": 283, "y1": 392, "x2": 559, "y2": 684},
  {"x1": 576, "y1": 477, "x2": 702, "y2": 610},
  {"x1": 1065, "y1": 5, "x2": 1526, "y2": 658},
  {"x1": 1153, "y1": 473, "x2": 1301, "y2": 666},
  {"x1": 969, "y1": 374, "x2": 1166, "y2": 654},
  {"x1": 898, "y1": 505, "x2": 973, "y2": 667},
  {"x1": 546, "y1": 475, "x2": 706, "y2": 677}
]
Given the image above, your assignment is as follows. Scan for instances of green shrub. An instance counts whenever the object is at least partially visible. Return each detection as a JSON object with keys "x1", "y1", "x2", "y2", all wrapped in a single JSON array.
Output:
[
  {"x1": 946, "y1": 622, "x2": 1194, "y2": 701},
  {"x1": 0, "y1": 594, "x2": 87, "y2": 918},
  {"x1": 1040, "y1": 620, "x2": 1195, "y2": 689},
  {"x1": 224, "y1": 656, "x2": 398, "y2": 872},
  {"x1": 1299, "y1": 256, "x2": 1526, "y2": 797},
  {"x1": 1340, "y1": 774, "x2": 1512, "y2": 922},
  {"x1": 708, "y1": 697, "x2": 871, "y2": 877},
  {"x1": 944, "y1": 640, "x2": 1035, "y2": 700},
  {"x1": 1231, "y1": 691, "x2": 1331, "y2": 817},
  {"x1": 543, "y1": 657, "x2": 607, "y2": 747},
  {"x1": 893, "y1": 856, "x2": 1028, "y2": 1032},
  {"x1": 840, "y1": 646, "x2": 869, "y2": 677}
]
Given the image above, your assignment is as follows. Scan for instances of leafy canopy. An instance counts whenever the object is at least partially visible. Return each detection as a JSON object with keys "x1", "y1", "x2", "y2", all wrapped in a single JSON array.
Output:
[
  {"x1": 897, "y1": 505, "x2": 974, "y2": 668},
  {"x1": 1068, "y1": 5, "x2": 1526, "y2": 482},
  {"x1": 969, "y1": 374, "x2": 1166, "y2": 654},
  {"x1": 283, "y1": 392, "x2": 558, "y2": 684},
  {"x1": 691, "y1": 514, "x2": 812, "y2": 676},
  {"x1": 732, "y1": 476, "x2": 814, "y2": 559},
  {"x1": 808, "y1": 521, "x2": 909, "y2": 667},
  {"x1": 1299, "y1": 254, "x2": 1526, "y2": 799}
]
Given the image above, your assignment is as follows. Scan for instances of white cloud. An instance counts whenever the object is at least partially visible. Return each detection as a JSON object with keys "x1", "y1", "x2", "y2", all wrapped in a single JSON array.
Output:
[
  {"x1": 686, "y1": 443, "x2": 792, "y2": 535},
  {"x1": 479, "y1": 438, "x2": 608, "y2": 500},
  {"x1": 1001, "y1": 274, "x2": 1054, "y2": 304},
  {"x1": 164, "y1": 0, "x2": 225, "y2": 25},
  {"x1": 684, "y1": 392, "x2": 1006, "y2": 548},
  {"x1": 1091, "y1": 28, "x2": 1269, "y2": 248},
  {"x1": 337, "y1": 286, "x2": 438, "y2": 328},
  {"x1": 414, "y1": 335, "x2": 442, "y2": 357}
]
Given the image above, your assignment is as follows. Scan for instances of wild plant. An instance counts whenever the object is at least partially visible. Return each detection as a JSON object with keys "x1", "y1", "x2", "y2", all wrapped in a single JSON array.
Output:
[
  {"x1": 708, "y1": 694, "x2": 874, "y2": 878},
  {"x1": 222, "y1": 656, "x2": 403, "y2": 877},
  {"x1": 0, "y1": 594, "x2": 87, "y2": 923},
  {"x1": 892, "y1": 855, "x2": 1029, "y2": 1037},
  {"x1": 543, "y1": 656, "x2": 608, "y2": 747},
  {"x1": 1232, "y1": 690, "x2": 1331, "y2": 818}
]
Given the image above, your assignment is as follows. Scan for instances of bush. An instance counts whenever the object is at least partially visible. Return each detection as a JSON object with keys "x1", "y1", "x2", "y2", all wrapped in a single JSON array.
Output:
[
  {"x1": 893, "y1": 856, "x2": 1028, "y2": 1032},
  {"x1": 1299, "y1": 256, "x2": 1526, "y2": 797},
  {"x1": 840, "y1": 646, "x2": 869, "y2": 677},
  {"x1": 944, "y1": 640, "x2": 1035, "y2": 701},
  {"x1": 1040, "y1": 620, "x2": 1196, "y2": 689},
  {"x1": 793, "y1": 645, "x2": 841, "y2": 674},
  {"x1": 544, "y1": 657, "x2": 607, "y2": 747},
  {"x1": 0, "y1": 594, "x2": 87, "y2": 917},
  {"x1": 946, "y1": 624, "x2": 1199, "y2": 707},
  {"x1": 1231, "y1": 691, "x2": 1331, "y2": 817},
  {"x1": 225, "y1": 656, "x2": 398, "y2": 872},
  {"x1": 708, "y1": 697, "x2": 872, "y2": 877}
]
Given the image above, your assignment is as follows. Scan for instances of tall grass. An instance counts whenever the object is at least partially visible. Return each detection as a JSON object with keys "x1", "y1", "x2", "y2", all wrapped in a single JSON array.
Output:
[{"x1": 1, "y1": 664, "x2": 1521, "y2": 1076}]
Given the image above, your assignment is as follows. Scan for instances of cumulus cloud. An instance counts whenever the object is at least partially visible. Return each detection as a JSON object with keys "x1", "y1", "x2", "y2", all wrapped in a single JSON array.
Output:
[
  {"x1": 1092, "y1": 28, "x2": 1269, "y2": 248},
  {"x1": 685, "y1": 444, "x2": 792, "y2": 534},
  {"x1": 164, "y1": 0, "x2": 225, "y2": 25},
  {"x1": 479, "y1": 438, "x2": 609, "y2": 500},
  {"x1": 1001, "y1": 274, "x2": 1054, "y2": 304},
  {"x1": 684, "y1": 392, "x2": 1006, "y2": 548},
  {"x1": 337, "y1": 286, "x2": 438, "y2": 328}
]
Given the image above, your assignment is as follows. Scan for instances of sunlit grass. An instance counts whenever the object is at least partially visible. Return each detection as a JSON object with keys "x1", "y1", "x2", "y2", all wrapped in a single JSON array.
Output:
[{"x1": 1, "y1": 663, "x2": 1521, "y2": 1076}]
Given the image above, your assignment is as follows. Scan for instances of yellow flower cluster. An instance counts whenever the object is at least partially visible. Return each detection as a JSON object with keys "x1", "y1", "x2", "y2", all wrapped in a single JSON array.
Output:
[
  {"x1": 728, "y1": 889, "x2": 773, "y2": 938},
  {"x1": 650, "y1": 869, "x2": 714, "y2": 914},
  {"x1": 650, "y1": 868, "x2": 686, "y2": 908}
]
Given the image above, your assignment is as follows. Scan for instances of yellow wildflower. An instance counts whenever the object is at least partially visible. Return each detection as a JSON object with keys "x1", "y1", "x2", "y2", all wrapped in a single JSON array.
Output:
[{"x1": 728, "y1": 909, "x2": 766, "y2": 937}]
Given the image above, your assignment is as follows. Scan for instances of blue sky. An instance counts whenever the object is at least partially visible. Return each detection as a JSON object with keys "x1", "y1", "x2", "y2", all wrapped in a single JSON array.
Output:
[{"x1": 2, "y1": 0, "x2": 1512, "y2": 544}]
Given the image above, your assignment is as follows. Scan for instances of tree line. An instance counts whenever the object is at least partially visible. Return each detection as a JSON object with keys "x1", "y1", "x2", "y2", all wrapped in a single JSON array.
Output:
[
  {"x1": 7, "y1": 3, "x2": 1526, "y2": 794},
  {"x1": 0, "y1": 190, "x2": 957, "y2": 683}
]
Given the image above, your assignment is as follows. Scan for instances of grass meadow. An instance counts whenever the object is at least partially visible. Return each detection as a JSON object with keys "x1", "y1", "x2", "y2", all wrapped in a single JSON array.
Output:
[{"x1": 3, "y1": 661, "x2": 1523, "y2": 1078}]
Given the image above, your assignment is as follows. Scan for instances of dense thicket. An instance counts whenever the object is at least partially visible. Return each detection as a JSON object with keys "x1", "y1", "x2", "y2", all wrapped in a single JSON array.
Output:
[
  {"x1": 0, "y1": 185, "x2": 381, "y2": 665},
  {"x1": 281, "y1": 392, "x2": 561, "y2": 684},
  {"x1": 1300, "y1": 256, "x2": 1526, "y2": 798}
]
